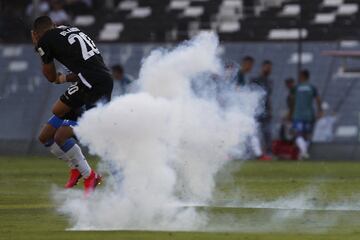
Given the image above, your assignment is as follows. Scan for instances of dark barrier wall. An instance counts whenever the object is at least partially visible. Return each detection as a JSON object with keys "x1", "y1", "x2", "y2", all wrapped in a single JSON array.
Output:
[{"x1": 0, "y1": 42, "x2": 359, "y2": 157}]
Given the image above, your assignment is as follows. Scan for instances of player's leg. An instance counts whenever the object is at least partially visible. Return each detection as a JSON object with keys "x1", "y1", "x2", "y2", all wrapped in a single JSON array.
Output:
[
  {"x1": 43, "y1": 92, "x2": 88, "y2": 188},
  {"x1": 38, "y1": 115, "x2": 75, "y2": 169},
  {"x1": 40, "y1": 102, "x2": 85, "y2": 188},
  {"x1": 256, "y1": 119, "x2": 272, "y2": 160},
  {"x1": 293, "y1": 121, "x2": 309, "y2": 159},
  {"x1": 38, "y1": 122, "x2": 57, "y2": 145},
  {"x1": 53, "y1": 118, "x2": 101, "y2": 194},
  {"x1": 57, "y1": 110, "x2": 86, "y2": 188},
  {"x1": 55, "y1": 83, "x2": 102, "y2": 194},
  {"x1": 54, "y1": 123, "x2": 92, "y2": 179},
  {"x1": 262, "y1": 119, "x2": 273, "y2": 156},
  {"x1": 303, "y1": 121, "x2": 315, "y2": 157},
  {"x1": 52, "y1": 99, "x2": 72, "y2": 118}
]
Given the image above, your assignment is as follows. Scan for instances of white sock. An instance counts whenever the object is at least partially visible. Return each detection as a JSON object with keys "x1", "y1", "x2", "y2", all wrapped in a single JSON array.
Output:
[
  {"x1": 49, "y1": 143, "x2": 76, "y2": 168},
  {"x1": 296, "y1": 136, "x2": 308, "y2": 157},
  {"x1": 250, "y1": 135, "x2": 263, "y2": 157},
  {"x1": 63, "y1": 144, "x2": 91, "y2": 178}
]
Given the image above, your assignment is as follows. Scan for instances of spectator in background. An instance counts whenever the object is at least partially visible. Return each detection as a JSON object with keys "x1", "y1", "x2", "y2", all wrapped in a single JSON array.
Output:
[
  {"x1": 235, "y1": 56, "x2": 266, "y2": 160},
  {"x1": 279, "y1": 78, "x2": 295, "y2": 142},
  {"x1": 26, "y1": 0, "x2": 50, "y2": 17},
  {"x1": 251, "y1": 60, "x2": 273, "y2": 160},
  {"x1": 236, "y1": 56, "x2": 254, "y2": 87},
  {"x1": 111, "y1": 64, "x2": 134, "y2": 98},
  {"x1": 291, "y1": 70, "x2": 323, "y2": 159},
  {"x1": 49, "y1": 0, "x2": 70, "y2": 25}
]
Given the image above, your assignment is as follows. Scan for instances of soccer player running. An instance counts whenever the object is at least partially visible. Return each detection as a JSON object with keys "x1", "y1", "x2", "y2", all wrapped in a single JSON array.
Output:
[
  {"x1": 290, "y1": 70, "x2": 323, "y2": 159},
  {"x1": 31, "y1": 16, "x2": 113, "y2": 195}
]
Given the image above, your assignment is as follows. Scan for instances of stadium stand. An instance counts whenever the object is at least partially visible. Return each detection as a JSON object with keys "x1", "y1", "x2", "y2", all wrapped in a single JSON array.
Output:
[{"x1": 2, "y1": 0, "x2": 360, "y2": 42}]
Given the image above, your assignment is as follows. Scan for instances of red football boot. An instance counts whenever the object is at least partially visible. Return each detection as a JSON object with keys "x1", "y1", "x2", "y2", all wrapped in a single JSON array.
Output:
[
  {"x1": 259, "y1": 154, "x2": 272, "y2": 161},
  {"x1": 84, "y1": 170, "x2": 102, "y2": 196},
  {"x1": 65, "y1": 169, "x2": 82, "y2": 188}
]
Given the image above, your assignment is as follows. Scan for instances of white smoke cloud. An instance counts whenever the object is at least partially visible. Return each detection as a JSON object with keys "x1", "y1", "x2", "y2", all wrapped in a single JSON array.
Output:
[
  {"x1": 195, "y1": 187, "x2": 360, "y2": 233},
  {"x1": 54, "y1": 32, "x2": 262, "y2": 231}
]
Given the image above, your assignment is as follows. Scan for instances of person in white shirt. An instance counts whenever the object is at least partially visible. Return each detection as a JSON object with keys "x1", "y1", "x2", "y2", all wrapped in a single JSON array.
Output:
[{"x1": 49, "y1": 0, "x2": 70, "y2": 25}]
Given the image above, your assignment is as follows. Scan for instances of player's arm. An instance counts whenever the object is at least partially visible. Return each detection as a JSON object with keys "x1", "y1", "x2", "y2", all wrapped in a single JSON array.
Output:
[
  {"x1": 42, "y1": 63, "x2": 78, "y2": 84},
  {"x1": 42, "y1": 62, "x2": 59, "y2": 83},
  {"x1": 34, "y1": 32, "x2": 73, "y2": 84},
  {"x1": 35, "y1": 40, "x2": 63, "y2": 83},
  {"x1": 42, "y1": 63, "x2": 66, "y2": 84}
]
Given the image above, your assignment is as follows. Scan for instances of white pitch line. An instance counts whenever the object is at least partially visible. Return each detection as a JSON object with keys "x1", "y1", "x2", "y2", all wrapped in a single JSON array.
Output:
[{"x1": 179, "y1": 204, "x2": 360, "y2": 212}]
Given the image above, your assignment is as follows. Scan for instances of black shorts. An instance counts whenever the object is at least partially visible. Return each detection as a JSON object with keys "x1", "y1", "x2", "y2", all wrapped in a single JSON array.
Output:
[
  {"x1": 60, "y1": 79, "x2": 113, "y2": 113},
  {"x1": 62, "y1": 107, "x2": 85, "y2": 121}
]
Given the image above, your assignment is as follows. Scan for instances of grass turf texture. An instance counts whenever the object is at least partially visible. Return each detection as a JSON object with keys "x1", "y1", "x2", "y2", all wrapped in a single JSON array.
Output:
[{"x1": 1, "y1": 156, "x2": 360, "y2": 239}]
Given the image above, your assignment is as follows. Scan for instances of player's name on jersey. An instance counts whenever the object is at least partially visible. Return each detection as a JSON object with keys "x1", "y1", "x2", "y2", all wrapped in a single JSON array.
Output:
[{"x1": 59, "y1": 27, "x2": 81, "y2": 37}]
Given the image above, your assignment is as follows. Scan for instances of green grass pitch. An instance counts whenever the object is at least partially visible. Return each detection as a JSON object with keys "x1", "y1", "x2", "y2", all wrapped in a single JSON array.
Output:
[{"x1": 1, "y1": 156, "x2": 360, "y2": 240}]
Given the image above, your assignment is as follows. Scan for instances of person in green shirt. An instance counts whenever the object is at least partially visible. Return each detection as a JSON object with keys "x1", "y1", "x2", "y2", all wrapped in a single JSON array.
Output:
[{"x1": 290, "y1": 69, "x2": 323, "y2": 159}]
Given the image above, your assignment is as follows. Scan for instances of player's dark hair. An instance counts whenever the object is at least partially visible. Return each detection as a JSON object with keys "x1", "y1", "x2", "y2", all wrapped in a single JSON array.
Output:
[
  {"x1": 300, "y1": 69, "x2": 310, "y2": 80},
  {"x1": 263, "y1": 60, "x2": 272, "y2": 65},
  {"x1": 33, "y1": 16, "x2": 54, "y2": 33},
  {"x1": 242, "y1": 55, "x2": 254, "y2": 63},
  {"x1": 112, "y1": 64, "x2": 124, "y2": 74}
]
